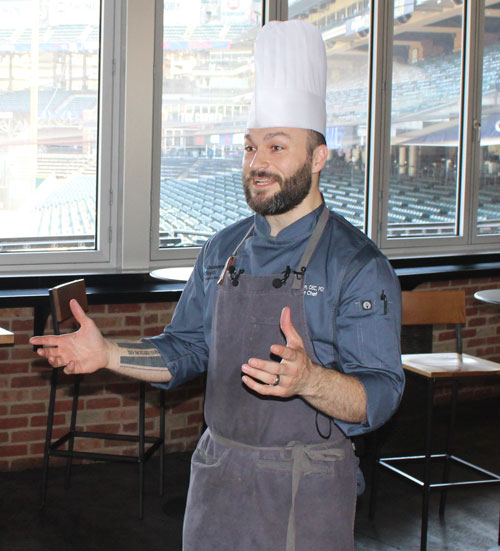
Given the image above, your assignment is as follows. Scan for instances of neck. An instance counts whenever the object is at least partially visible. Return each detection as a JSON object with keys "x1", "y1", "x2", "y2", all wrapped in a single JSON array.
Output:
[{"x1": 265, "y1": 188, "x2": 323, "y2": 237}]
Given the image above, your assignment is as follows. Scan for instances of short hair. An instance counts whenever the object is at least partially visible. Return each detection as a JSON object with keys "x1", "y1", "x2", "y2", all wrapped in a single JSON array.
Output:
[{"x1": 307, "y1": 130, "x2": 327, "y2": 157}]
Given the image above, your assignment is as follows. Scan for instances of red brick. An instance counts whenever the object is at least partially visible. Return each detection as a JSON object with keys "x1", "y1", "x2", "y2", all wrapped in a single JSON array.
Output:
[
  {"x1": 11, "y1": 428, "x2": 46, "y2": 443},
  {"x1": 88, "y1": 304, "x2": 106, "y2": 314},
  {"x1": 12, "y1": 348, "x2": 40, "y2": 360},
  {"x1": 12, "y1": 319, "x2": 35, "y2": 331},
  {"x1": 144, "y1": 302, "x2": 171, "y2": 311},
  {"x1": 125, "y1": 316, "x2": 141, "y2": 326},
  {"x1": 107, "y1": 304, "x2": 142, "y2": 314},
  {"x1": 86, "y1": 423, "x2": 121, "y2": 433},
  {"x1": 14, "y1": 333, "x2": 31, "y2": 346},
  {"x1": 10, "y1": 374, "x2": 47, "y2": 388},
  {"x1": 31, "y1": 413, "x2": 66, "y2": 427},
  {"x1": 438, "y1": 330, "x2": 456, "y2": 341},
  {"x1": 0, "y1": 417, "x2": 29, "y2": 430},
  {"x1": 170, "y1": 426, "x2": 201, "y2": 439},
  {"x1": 143, "y1": 327, "x2": 164, "y2": 337},
  {"x1": 172, "y1": 399, "x2": 201, "y2": 415},
  {"x1": 0, "y1": 349, "x2": 10, "y2": 361},
  {"x1": 468, "y1": 317, "x2": 486, "y2": 327},
  {"x1": 187, "y1": 412, "x2": 204, "y2": 425},
  {"x1": 11, "y1": 402, "x2": 46, "y2": 415},
  {"x1": 105, "y1": 409, "x2": 137, "y2": 422},
  {"x1": 0, "y1": 389, "x2": 31, "y2": 403},
  {"x1": 86, "y1": 396, "x2": 121, "y2": 409},
  {"x1": 1, "y1": 363, "x2": 31, "y2": 375},
  {"x1": 0, "y1": 444, "x2": 28, "y2": 457}
]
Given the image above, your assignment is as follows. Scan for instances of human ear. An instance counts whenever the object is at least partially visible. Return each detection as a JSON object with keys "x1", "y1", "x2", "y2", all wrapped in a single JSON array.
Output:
[{"x1": 312, "y1": 144, "x2": 328, "y2": 173}]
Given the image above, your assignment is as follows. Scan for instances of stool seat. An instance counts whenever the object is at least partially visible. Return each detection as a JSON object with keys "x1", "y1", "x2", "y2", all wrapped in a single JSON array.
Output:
[{"x1": 402, "y1": 352, "x2": 500, "y2": 377}]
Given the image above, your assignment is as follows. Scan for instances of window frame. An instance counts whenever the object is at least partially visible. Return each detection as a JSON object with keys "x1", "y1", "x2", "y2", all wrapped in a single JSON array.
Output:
[{"x1": 0, "y1": 0, "x2": 120, "y2": 274}]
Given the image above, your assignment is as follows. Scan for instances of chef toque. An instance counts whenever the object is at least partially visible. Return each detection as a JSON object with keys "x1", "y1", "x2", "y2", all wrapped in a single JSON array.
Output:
[{"x1": 246, "y1": 20, "x2": 327, "y2": 136}]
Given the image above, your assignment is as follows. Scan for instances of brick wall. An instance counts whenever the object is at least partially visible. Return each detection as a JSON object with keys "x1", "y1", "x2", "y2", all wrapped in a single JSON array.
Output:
[
  {"x1": 1, "y1": 275, "x2": 499, "y2": 472},
  {"x1": 0, "y1": 301, "x2": 205, "y2": 471}
]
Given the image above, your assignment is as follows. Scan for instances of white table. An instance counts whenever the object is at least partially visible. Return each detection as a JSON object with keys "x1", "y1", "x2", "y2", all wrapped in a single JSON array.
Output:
[
  {"x1": 149, "y1": 267, "x2": 193, "y2": 282},
  {"x1": 474, "y1": 289, "x2": 500, "y2": 306}
]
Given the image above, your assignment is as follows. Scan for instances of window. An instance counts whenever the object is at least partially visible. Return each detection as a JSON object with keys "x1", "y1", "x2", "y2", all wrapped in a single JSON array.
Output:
[
  {"x1": 386, "y1": 0, "x2": 464, "y2": 239},
  {"x1": 0, "y1": 0, "x2": 103, "y2": 255},
  {"x1": 1, "y1": 1, "x2": 498, "y2": 276},
  {"x1": 152, "y1": 0, "x2": 261, "y2": 252}
]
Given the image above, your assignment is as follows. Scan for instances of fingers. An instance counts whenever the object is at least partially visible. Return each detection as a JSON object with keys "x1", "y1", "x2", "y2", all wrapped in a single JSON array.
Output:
[
  {"x1": 69, "y1": 299, "x2": 88, "y2": 326},
  {"x1": 279, "y1": 306, "x2": 304, "y2": 348},
  {"x1": 30, "y1": 335, "x2": 60, "y2": 347}
]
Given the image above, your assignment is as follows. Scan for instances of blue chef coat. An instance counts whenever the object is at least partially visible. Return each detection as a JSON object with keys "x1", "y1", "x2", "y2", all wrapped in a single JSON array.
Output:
[{"x1": 147, "y1": 203, "x2": 404, "y2": 436}]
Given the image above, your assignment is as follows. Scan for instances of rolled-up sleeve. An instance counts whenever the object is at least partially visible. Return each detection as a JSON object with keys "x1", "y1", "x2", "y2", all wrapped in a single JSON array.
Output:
[
  {"x1": 145, "y1": 250, "x2": 210, "y2": 390},
  {"x1": 334, "y1": 250, "x2": 404, "y2": 436}
]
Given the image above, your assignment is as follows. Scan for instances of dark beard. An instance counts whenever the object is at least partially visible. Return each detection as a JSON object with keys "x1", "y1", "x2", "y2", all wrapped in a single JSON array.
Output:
[{"x1": 242, "y1": 157, "x2": 313, "y2": 216}]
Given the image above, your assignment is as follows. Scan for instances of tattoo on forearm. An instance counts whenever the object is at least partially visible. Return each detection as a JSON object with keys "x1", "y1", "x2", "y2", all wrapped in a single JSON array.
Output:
[{"x1": 116, "y1": 342, "x2": 167, "y2": 371}]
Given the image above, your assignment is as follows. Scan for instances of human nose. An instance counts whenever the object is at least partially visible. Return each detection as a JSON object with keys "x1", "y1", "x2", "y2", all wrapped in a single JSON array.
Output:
[{"x1": 249, "y1": 148, "x2": 269, "y2": 170}]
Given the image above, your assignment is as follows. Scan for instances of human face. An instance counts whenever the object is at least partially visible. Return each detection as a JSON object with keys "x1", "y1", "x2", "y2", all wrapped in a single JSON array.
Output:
[{"x1": 242, "y1": 128, "x2": 314, "y2": 216}]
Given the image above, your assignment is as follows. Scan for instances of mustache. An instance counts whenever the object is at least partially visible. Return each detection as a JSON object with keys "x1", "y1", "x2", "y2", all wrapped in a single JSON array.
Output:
[{"x1": 244, "y1": 170, "x2": 284, "y2": 185}]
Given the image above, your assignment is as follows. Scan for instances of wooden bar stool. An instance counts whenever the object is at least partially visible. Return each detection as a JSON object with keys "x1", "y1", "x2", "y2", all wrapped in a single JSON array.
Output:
[
  {"x1": 370, "y1": 289, "x2": 500, "y2": 551},
  {"x1": 41, "y1": 279, "x2": 165, "y2": 519}
]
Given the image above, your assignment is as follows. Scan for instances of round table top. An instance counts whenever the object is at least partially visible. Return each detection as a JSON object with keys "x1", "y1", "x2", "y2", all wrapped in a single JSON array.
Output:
[
  {"x1": 474, "y1": 289, "x2": 500, "y2": 305},
  {"x1": 150, "y1": 267, "x2": 193, "y2": 282}
]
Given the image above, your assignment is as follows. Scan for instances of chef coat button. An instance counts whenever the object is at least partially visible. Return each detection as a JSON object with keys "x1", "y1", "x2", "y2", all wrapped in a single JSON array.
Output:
[{"x1": 362, "y1": 300, "x2": 372, "y2": 310}]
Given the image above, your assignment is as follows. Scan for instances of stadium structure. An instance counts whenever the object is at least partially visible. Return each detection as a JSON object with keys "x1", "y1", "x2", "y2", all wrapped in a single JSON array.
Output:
[{"x1": 0, "y1": 0, "x2": 499, "y2": 252}]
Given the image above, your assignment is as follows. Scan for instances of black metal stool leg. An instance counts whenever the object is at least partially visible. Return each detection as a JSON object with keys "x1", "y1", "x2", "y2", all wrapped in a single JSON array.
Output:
[
  {"x1": 41, "y1": 367, "x2": 58, "y2": 508},
  {"x1": 138, "y1": 382, "x2": 145, "y2": 520},
  {"x1": 439, "y1": 379, "x2": 458, "y2": 519},
  {"x1": 420, "y1": 378, "x2": 435, "y2": 551},
  {"x1": 159, "y1": 389, "x2": 165, "y2": 497},
  {"x1": 65, "y1": 374, "x2": 81, "y2": 490}
]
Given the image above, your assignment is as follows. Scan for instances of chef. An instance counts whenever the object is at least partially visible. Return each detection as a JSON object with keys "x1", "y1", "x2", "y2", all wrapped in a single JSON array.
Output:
[{"x1": 32, "y1": 20, "x2": 404, "y2": 551}]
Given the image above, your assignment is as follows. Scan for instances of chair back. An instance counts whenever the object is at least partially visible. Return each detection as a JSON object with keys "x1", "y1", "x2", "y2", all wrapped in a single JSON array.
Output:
[
  {"x1": 402, "y1": 290, "x2": 466, "y2": 326},
  {"x1": 49, "y1": 279, "x2": 89, "y2": 335},
  {"x1": 401, "y1": 289, "x2": 466, "y2": 354}
]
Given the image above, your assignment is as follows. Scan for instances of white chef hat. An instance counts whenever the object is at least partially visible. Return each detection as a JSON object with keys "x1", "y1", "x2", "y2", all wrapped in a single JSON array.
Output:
[{"x1": 246, "y1": 20, "x2": 327, "y2": 136}]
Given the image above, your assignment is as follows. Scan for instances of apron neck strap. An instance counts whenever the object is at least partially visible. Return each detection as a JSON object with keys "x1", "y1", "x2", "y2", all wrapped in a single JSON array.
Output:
[{"x1": 292, "y1": 205, "x2": 330, "y2": 290}]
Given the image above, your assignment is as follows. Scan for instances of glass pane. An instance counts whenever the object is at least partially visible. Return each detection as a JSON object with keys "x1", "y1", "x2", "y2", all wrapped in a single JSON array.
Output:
[
  {"x1": 289, "y1": 0, "x2": 371, "y2": 231},
  {"x1": 0, "y1": 0, "x2": 100, "y2": 253},
  {"x1": 158, "y1": 1, "x2": 261, "y2": 248},
  {"x1": 387, "y1": 0, "x2": 463, "y2": 238},
  {"x1": 477, "y1": 1, "x2": 500, "y2": 236}
]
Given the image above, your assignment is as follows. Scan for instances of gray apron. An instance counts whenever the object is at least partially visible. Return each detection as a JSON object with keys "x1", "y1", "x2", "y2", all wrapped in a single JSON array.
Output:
[{"x1": 183, "y1": 207, "x2": 356, "y2": 551}]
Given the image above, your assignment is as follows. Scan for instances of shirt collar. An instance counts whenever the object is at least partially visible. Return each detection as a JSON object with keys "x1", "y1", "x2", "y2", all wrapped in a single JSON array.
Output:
[{"x1": 253, "y1": 202, "x2": 325, "y2": 242}]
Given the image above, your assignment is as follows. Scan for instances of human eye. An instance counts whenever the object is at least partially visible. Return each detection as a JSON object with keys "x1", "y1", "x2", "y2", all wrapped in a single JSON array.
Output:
[
  {"x1": 271, "y1": 144, "x2": 284, "y2": 152},
  {"x1": 244, "y1": 144, "x2": 256, "y2": 153}
]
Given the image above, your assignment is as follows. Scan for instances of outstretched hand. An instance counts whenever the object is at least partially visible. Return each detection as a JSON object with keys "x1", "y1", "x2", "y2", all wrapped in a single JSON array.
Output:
[
  {"x1": 30, "y1": 299, "x2": 111, "y2": 375},
  {"x1": 241, "y1": 306, "x2": 317, "y2": 398}
]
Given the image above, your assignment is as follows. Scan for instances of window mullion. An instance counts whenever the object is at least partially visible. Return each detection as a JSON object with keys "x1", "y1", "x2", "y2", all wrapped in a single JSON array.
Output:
[
  {"x1": 460, "y1": 0, "x2": 484, "y2": 245},
  {"x1": 367, "y1": 0, "x2": 393, "y2": 246}
]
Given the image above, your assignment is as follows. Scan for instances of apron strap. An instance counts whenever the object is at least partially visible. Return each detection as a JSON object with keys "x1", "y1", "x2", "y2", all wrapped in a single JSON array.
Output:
[
  {"x1": 217, "y1": 223, "x2": 255, "y2": 285},
  {"x1": 210, "y1": 430, "x2": 345, "y2": 551},
  {"x1": 292, "y1": 205, "x2": 330, "y2": 290}
]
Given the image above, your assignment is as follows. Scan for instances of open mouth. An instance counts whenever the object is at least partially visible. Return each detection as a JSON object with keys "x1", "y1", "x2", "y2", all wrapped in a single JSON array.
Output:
[{"x1": 253, "y1": 176, "x2": 277, "y2": 188}]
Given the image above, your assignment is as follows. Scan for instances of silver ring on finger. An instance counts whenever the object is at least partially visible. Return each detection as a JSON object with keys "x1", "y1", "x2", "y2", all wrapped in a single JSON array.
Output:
[{"x1": 271, "y1": 374, "x2": 280, "y2": 386}]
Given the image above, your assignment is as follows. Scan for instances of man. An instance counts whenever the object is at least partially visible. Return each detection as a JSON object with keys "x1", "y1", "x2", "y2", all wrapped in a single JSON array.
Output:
[{"x1": 31, "y1": 20, "x2": 404, "y2": 551}]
